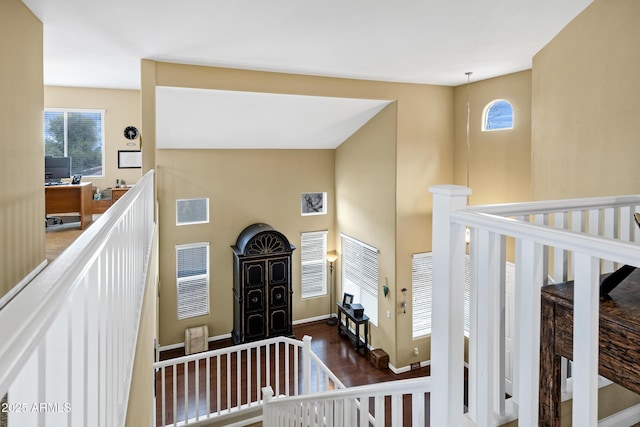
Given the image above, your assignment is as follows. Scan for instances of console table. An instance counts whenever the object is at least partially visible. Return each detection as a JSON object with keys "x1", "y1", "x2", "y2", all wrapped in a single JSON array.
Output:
[
  {"x1": 45, "y1": 182, "x2": 93, "y2": 230},
  {"x1": 336, "y1": 302, "x2": 369, "y2": 353},
  {"x1": 540, "y1": 268, "x2": 640, "y2": 425}
]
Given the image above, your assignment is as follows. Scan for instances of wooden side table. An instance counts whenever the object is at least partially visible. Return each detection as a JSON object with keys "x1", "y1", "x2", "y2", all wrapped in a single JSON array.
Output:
[
  {"x1": 336, "y1": 302, "x2": 369, "y2": 353},
  {"x1": 540, "y1": 268, "x2": 640, "y2": 425}
]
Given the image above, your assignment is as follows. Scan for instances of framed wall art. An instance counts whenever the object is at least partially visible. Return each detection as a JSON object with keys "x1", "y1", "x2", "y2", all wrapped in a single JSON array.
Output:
[
  {"x1": 301, "y1": 192, "x2": 326, "y2": 216},
  {"x1": 118, "y1": 150, "x2": 142, "y2": 169}
]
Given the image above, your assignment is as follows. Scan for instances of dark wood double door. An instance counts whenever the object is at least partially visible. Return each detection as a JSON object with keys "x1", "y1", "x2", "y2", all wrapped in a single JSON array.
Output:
[
  {"x1": 231, "y1": 223, "x2": 295, "y2": 344},
  {"x1": 240, "y1": 257, "x2": 291, "y2": 341}
]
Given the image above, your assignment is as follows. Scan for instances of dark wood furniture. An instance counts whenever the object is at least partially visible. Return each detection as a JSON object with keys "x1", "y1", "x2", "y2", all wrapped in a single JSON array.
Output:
[
  {"x1": 45, "y1": 182, "x2": 93, "y2": 229},
  {"x1": 231, "y1": 223, "x2": 295, "y2": 344},
  {"x1": 336, "y1": 302, "x2": 369, "y2": 353},
  {"x1": 540, "y1": 268, "x2": 640, "y2": 425}
]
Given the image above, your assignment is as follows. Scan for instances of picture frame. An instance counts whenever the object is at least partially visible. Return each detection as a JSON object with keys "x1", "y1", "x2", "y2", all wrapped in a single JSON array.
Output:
[
  {"x1": 301, "y1": 192, "x2": 327, "y2": 216},
  {"x1": 118, "y1": 150, "x2": 142, "y2": 169},
  {"x1": 342, "y1": 293, "x2": 354, "y2": 308}
]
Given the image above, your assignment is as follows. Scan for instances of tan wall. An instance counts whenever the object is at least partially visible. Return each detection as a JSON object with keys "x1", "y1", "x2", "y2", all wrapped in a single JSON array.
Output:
[
  {"x1": 156, "y1": 149, "x2": 335, "y2": 345},
  {"x1": 0, "y1": 0, "x2": 44, "y2": 298},
  {"x1": 125, "y1": 227, "x2": 158, "y2": 427},
  {"x1": 454, "y1": 70, "x2": 532, "y2": 205},
  {"x1": 532, "y1": 0, "x2": 640, "y2": 200},
  {"x1": 142, "y1": 62, "x2": 455, "y2": 369},
  {"x1": 335, "y1": 103, "x2": 397, "y2": 362},
  {"x1": 395, "y1": 84, "x2": 454, "y2": 367},
  {"x1": 44, "y1": 87, "x2": 142, "y2": 192}
]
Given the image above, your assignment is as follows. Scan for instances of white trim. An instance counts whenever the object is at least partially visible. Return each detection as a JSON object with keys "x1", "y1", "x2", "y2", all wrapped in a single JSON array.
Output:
[
  {"x1": 293, "y1": 314, "x2": 331, "y2": 325},
  {"x1": 0, "y1": 260, "x2": 48, "y2": 310},
  {"x1": 598, "y1": 403, "x2": 640, "y2": 427}
]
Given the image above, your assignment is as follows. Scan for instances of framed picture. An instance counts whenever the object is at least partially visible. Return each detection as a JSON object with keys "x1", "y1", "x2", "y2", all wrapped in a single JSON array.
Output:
[
  {"x1": 301, "y1": 192, "x2": 327, "y2": 216},
  {"x1": 342, "y1": 293, "x2": 354, "y2": 308},
  {"x1": 118, "y1": 150, "x2": 142, "y2": 169}
]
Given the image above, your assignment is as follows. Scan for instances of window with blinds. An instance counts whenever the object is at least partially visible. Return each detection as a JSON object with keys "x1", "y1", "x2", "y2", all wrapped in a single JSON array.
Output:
[
  {"x1": 176, "y1": 243, "x2": 209, "y2": 320},
  {"x1": 341, "y1": 234, "x2": 378, "y2": 326},
  {"x1": 300, "y1": 231, "x2": 328, "y2": 298},
  {"x1": 412, "y1": 252, "x2": 470, "y2": 339},
  {"x1": 44, "y1": 109, "x2": 105, "y2": 177},
  {"x1": 176, "y1": 198, "x2": 209, "y2": 225}
]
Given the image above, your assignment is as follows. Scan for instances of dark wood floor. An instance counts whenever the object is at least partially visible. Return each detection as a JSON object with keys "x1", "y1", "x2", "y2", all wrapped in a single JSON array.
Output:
[{"x1": 157, "y1": 320, "x2": 434, "y2": 426}]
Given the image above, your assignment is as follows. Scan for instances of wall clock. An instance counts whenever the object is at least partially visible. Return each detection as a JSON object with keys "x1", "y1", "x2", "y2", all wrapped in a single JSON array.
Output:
[{"x1": 124, "y1": 126, "x2": 139, "y2": 140}]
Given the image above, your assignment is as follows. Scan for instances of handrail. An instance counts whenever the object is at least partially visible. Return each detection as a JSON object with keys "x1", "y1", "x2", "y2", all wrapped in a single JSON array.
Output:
[
  {"x1": 154, "y1": 334, "x2": 347, "y2": 426},
  {"x1": 153, "y1": 335, "x2": 303, "y2": 369},
  {"x1": 454, "y1": 210, "x2": 640, "y2": 267},
  {"x1": 262, "y1": 377, "x2": 430, "y2": 427},
  {"x1": 265, "y1": 376, "x2": 429, "y2": 404},
  {"x1": 431, "y1": 185, "x2": 640, "y2": 427},
  {"x1": 0, "y1": 170, "x2": 156, "y2": 426},
  {"x1": 466, "y1": 193, "x2": 640, "y2": 216}
]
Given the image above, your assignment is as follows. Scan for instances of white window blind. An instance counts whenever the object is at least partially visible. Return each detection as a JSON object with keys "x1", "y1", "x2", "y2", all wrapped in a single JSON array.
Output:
[
  {"x1": 341, "y1": 234, "x2": 378, "y2": 326},
  {"x1": 412, "y1": 253, "x2": 432, "y2": 338},
  {"x1": 412, "y1": 252, "x2": 470, "y2": 338},
  {"x1": 300, "y1": 231, "x2": 328, "y2": 298},
  {"x1": 176, "y1": 243, "x2": 209, "y2": 320}
]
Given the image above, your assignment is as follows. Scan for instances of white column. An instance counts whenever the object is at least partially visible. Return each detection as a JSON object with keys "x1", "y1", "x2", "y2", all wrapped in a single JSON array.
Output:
[
  {"x1": 429, "y1": 184, "x2": 471, "y2": 427},
  {"x1": 515, "y1": 239, "x2": 544, "y2": 426},
  {"x1": 302, "y1": 335, "x2": 312, "y2": 395},
  {"x1": 572, "y1": 253, "x2": 599, "y2": 427}
]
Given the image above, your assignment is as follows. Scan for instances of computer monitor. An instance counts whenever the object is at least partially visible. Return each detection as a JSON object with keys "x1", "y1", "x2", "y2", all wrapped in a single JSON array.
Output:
[{"x1": 44, "y1": 156, "x2": 71, "y2": 184}]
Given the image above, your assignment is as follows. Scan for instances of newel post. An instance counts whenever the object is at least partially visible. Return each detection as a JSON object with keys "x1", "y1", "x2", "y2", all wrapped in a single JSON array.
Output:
[
  {"x1": 302, "y1": 335, "x2": 312, "y2": 395},
  {"x1": 262, "y1": 386, "x2": 274, "y2": 426},
  {"x1": 429, "y1": 185, "x2": 471, "y2": 427}
]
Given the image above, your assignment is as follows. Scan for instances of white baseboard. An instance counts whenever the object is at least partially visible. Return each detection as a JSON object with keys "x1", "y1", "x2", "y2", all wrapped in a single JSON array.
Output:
[
  {"x1": 599, "y1": 403, "x2": 640, "y2": 427},
  {"x1": 389, "y1": 360, "x2": 431, "y2": 374},
  {"x1": 159, "y1": 331, "x2": 232, "y2": 353},
  {"x1": 293, "y1": 314, "x2": 333, "y2": 325}
]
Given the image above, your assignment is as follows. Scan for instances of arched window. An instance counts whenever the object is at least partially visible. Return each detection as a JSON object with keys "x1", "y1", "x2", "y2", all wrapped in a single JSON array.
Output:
[{"x1": 482, "y1": 99, "x2": 513, "y2": 131}]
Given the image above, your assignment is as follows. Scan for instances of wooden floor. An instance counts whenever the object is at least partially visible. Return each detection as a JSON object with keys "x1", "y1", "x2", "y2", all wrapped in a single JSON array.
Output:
[{"x1": 158, "y1": 320, "x2": 434, "y2": 426}]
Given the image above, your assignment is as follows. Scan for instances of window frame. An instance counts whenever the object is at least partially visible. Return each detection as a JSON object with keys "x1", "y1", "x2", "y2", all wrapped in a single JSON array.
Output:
[
  {"x1": 176, "y1": 198, "x2": 210, "y2": 226},
  {"x1": 300, "y1": 230, "x2": 328, "y2": 299},
  {"x1": 176, "y1": 242, "x2": 210, "y2": 320},
  {"x1": 411, "y1": 252, "x2": 470, "y2": 339},
  {"x1": 481, "y1": 99, "x2": 514, "y2": 132},
  {"x1": 44, "y1": 108, "x2": 106, "y2": 178},
  {"x1": 340, "y1": 234, "x2": 379, "y2": 326}
]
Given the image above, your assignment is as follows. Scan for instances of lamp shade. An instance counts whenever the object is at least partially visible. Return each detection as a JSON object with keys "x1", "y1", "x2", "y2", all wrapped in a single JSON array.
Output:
[{"x1": 326, "y1": 253, "x2": 338, "y2": 263}]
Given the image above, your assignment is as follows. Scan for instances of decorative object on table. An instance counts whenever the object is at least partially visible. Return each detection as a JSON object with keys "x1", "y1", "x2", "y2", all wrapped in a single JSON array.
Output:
[
  {"x1": 350, "y1": 303, "x2": 364, "y2": 318},
  {"x1": 342, "y1": 292, "x2": 354, "y2": 308},
  {"x1": 326, "y1": 252, "x2": 338, "y2": 325},
  {"x1": 401, "y1": 287, "x2": 407, "y2": 314}
]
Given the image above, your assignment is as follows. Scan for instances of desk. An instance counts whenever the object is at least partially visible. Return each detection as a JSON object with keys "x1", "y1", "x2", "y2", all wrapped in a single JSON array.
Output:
[
  {"x1": 540, "y1": 269, "x2": 640, "y2": 425},
  {"x1": 45, "y1": 182, "x2": 93, "y2": 230},
  {"x1": 336, "y1": 302, "x2": 369, "y2": 353}
]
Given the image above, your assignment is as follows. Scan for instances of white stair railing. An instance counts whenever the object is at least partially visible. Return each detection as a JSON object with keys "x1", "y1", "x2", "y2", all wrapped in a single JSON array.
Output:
[
  {"x1": 154, "y1": 335, "x2": 345, "y2": 426},
  {"x1": 431, "y1": 185, "x2": 640, "y2": 427},
  {"x1": 262, "y1": 376, "x2": 430, "y2": 427},
  {"x1": 0, "y1": 170, "x2": 155, "y2": 427}
]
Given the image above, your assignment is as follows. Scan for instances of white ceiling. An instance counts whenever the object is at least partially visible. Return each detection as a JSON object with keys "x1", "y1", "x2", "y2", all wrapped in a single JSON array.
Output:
[
  {"x1": 156, "y1": 87, "x2": 391, "y2": 149},
  {"x1": 21, "y1": 0, "x2": 593, "y2": 148}
]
